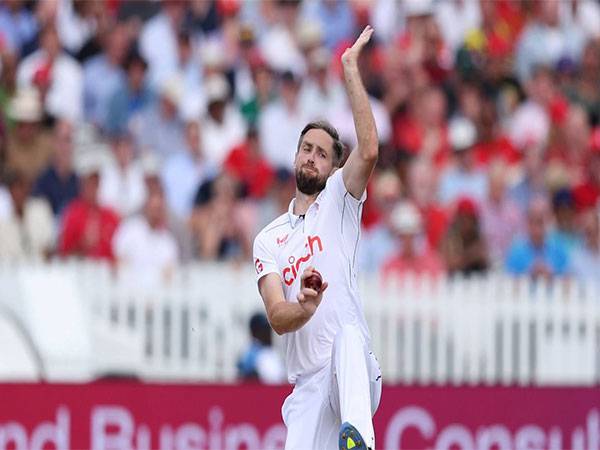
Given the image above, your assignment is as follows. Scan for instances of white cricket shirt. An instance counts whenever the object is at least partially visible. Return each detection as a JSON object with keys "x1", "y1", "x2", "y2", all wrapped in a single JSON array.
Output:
[{"x1": 253, "y1": 168, "x2": 371, "y2": 383}]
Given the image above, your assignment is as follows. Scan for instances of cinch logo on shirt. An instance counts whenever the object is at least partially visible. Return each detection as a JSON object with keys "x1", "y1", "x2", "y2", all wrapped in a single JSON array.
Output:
[{"x1": 282, "y1": 235, "x2": 324, "y2": 286}]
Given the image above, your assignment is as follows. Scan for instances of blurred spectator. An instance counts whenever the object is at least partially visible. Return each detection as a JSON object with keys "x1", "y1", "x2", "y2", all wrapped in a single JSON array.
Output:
[
  {"x1": 5, "y1": 87, "x2": 53, "y2": 181},
  {"x1": 83, "y1": 22, "x2": 130, "y2": 129},
  {"x1": 359, "y1": 170, "x2": 403, "y2": 273},
  {"x1": 509, "y1": 145, "x2": 548, "y2": 214},
  {"x1": 407, "y1": 159, "x2": 448, "y2": 251},
  {"x1": 0, "y1": 169, "x2": 54, "y2": 260},
  {"x1": 442, "y1": 197, "x2": 489, "y2": 276},
  {"x1": 480, "y1": 163, "x2": 523, "y2": 267},
  {"x1": 259, "y1": 70, "x2": 309, "y2": 170},
  {"x1": 190, "y1": 173, "x2": 252, "y2": 261},
  {"x1": 224, "y1": 127, "x2": 274, "y2": 200},
  {"x1": 505, "y1": 197, "x2": 570, "y2": 278},
  {"x1": 564, "y1": 39, "x2": 600, "y2": 124},
  {"x1": 438, "y1": 117, "x2": 487, "y2": 206},
  {"x1": 303, "y1": 0, "x2": 355, "y2": 51},
  {"x1": 58, "y1": 152, "x2": 119, "y2": 261},
  {"x1": 257, "y1": 167, "x2": 296, "y2": 231},
  {"x1": 175, "y1": 30, "x2": 203, "y2": 120},
  {"x1": 237, "y1": 312, "x2": 285, "y2": 384},
  {"x1": 238, "y1": 49, "x2": 275, "y2": 126},
  {"x1": 162, "y1": 121, "x2": 216, "y2": 219},
  {"x1": 0, "y1": 0, "x2": 38, "y2": 57},
  {"x1": 572, "y1": 129, "x2": 600, "y2": 211},
  {"x1": 16, "y1": 24, "x2": 83, "y2": 121},
  {"x1": 53, "y1": 0, "x2": 103, "y2": 56},
  {"x1": 98, "y1": 133, "x2": 146, "y2": 218},
  {"x1": 435, "y1": 0, "x2": 481, "y2": 55},
  {"x1": 549, "y1": 188, "x2": 582, "y2": 254},
  {"x1": 571, "y1": 208, "x2": 600, "y2": 281},
  {"x1": 382, "y1": 201, "x2": 445, "y2": 281},
  {"x1": 32, "y1": 120, "x2": 78, "y2": 216},
  {"x1": 201, "y1": 74, "x2": 247, "y2": 167},
  {"x1": 139, "y1": 0, "x2": 186, "y2": 88},
  {"x1": 105, "y1": 48, "x2": 153, "y2": 136},
  {"x1": 560, "y1": 0, "x2": 600, "y2": 39},
  {"x1": 515, "y1": 0, "x2": 586, "y2": 82},
  {"x1": 113, "y1": 184, "x2": 178, "y2": 288},
  {"x1": 131, "y1": 75, "x2": 186, "y2": 160}
]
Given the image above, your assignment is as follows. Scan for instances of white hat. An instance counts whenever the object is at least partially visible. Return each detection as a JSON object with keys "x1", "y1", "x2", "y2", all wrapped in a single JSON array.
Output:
[
  {"x1": 404, "y1": 0, "x2": 434, "y2": 17},
  {"x1": 160, "y1": 75, "x2": 184, "y2": 106},
  {"x1": 8, "y1": 88, "x2": 42, "y2": 122},
  {"x1": 201, "y1": 40, "x2": 226, "y2": 69},
  {"x1": 75, "y1": 149, "x2": 104, "y2": 177},
  {"x1": 296, "y1": 20, "x2": 322, "y2": 49},
  {"x1": 449, "y1": 117, "x2": 477, "y2": 151},
  {"x1": 204, "y1": 74, "x2": 230, "y2": 103},
  {"x1": 390, "y1": 201, "x2": 423, "y2": 235}
]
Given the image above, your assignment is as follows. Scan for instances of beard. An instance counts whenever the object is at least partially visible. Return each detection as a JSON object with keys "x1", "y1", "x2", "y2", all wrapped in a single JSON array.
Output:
[{"x1": 295, "y1": 165, "x2": 327, "y2": 195}]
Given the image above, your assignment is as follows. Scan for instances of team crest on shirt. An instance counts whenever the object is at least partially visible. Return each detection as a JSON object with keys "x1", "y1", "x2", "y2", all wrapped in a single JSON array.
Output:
[
  {"x1": 276, "y1": 234, "x2": 289, "y2": 246},
  {"x1": 282, "y1": 235, "x2": 324, "y2": 286},
  {"x1": 255, "y1": 258, "x2": 264, "y2": 274}
]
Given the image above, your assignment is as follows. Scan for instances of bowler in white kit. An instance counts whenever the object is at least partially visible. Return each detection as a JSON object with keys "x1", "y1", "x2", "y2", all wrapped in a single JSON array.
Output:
[{"x1": 253, "y1": 26, "x2": 382, "y2": 450}]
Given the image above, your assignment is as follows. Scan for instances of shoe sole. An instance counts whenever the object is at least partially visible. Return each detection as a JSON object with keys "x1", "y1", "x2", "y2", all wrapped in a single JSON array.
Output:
[{"x1": 339, "y1": 422, "x2": 368, "y2": 450}]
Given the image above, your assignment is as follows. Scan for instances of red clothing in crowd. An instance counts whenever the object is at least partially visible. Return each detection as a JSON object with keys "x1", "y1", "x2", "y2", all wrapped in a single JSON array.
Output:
[
  {"x1": 393, "y1": 116, "x2": 450, "y2": 168},
  {"x1": 420, "y1": 204, "x2": 449, "y2": 251},
  {"x1": 382, "y1": 248, "x2": 445, "y2": 281},
  {"x1": 224, "y1": 142, "x2": 274, "y2": 199},
  {"x1": 473, "y1": 136, "x2": 521, "y2": 167},
  {"x1": 59, "y1": 199, "x2": 120, "y2": 261}
]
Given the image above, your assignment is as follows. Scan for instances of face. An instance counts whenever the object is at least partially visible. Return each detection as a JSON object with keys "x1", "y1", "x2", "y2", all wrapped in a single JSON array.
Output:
[{"x1": 294, "y1": 129, "x2": 336, "y2": 195}]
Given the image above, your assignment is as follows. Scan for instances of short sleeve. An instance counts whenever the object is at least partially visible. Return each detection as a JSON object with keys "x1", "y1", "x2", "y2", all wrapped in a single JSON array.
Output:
[
  {"x1": 253, "y1": 234, "x2": 279, "y2": 282},
  {"x1": 327, "y1": 168, "x2": 367, "y2": 210}
]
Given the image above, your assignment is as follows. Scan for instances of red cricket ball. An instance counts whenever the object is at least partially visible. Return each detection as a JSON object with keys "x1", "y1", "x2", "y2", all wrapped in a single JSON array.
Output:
[{"x1": 304, "y1": 270, "x2": 323, "y2": 292}]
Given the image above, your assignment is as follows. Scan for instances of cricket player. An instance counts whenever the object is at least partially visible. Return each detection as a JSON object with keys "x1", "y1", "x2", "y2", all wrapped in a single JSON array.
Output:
[{"x1": 253, "y1": 26, "x2": 381, "y2": 450}]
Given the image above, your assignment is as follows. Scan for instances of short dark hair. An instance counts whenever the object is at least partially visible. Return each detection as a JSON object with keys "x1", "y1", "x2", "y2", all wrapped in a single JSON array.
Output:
[{"x1": 297, "y1": 121, "x2": 344, "y2": 166}]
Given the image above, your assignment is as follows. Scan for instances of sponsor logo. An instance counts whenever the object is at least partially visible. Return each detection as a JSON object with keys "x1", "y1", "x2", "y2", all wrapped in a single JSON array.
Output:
[
  {"x1": 282, "y1": 235, "x2": 323, "y2": 286},
  {"x1": 254, "y1": 258, "x2": 264, "y2": 274},
  {"x1": 276, "y1": 234, "x2": 289, "y2": 247}
]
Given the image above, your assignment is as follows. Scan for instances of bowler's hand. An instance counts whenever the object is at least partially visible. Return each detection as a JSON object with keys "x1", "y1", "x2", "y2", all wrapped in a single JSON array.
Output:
[
  {"x1": 297, "y1": 266, "x2": 329, "y2": 318},
  {"x1": 341, "y1": 25, "x2": 374, "y2": 67}
]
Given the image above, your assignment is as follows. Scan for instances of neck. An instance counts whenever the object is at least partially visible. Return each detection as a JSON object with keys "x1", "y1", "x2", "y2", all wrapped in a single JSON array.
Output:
[{"x1": 293, "y1": 190, "x2": 319, "y2": 216}]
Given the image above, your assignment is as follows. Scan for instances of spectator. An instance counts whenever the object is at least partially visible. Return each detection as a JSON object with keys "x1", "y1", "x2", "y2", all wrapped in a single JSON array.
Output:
[
  {"x1": 442, "y1": 197, "x2": 489, "y2": 276},
  {"x1": 565, "y1": 39, "x2": 600, "y2": 123},
  {"x1": 162, "y1": 121, "x2": 216, "y2": 219},
  {"x1": 259, "y1": 70, "x2": 309, "y2": 170},
  {"x1": 105, "y1": 48, "x2": 153, "y2": 136},
  {"x1": 130, "y1": 75, "x2": 186, "y2": 161},
  {"x1": 572, "y1": 129, "x2": 600, "y2": 211},
  {"x1": 549, "y1": 188, "x2": 582, "y2": 254},
  {"x1": 98, "y1": 133, "x2": 146, "y2": 218},
  {"x1": 505, "y1": 197, "x2": 570, "y2": 278},
  {"x1": 0, "y1": 169, "x2": 54, "y2": 261},
  {"x1": 32, "y1": 120, "x2": 78, "y2": 216},
  {"x1": 58, "y1": 152, "x2": 119, "y2": 261},
  {"x1": 139, "y1": 0, "x2": 186, "y2": 88},
  {"x1": 5, "y1": 87, "x2": 53, "y2": 181},
  {"x1": 238, "y1": 49, "x2": 276, "y2": 126},
  {"x1": 438, "y1": 117, "x2": 487, "y2": 206},
  {"x1": 382, "y1": 201, "x2": 445, "y2": 281},
  {"x1": 224, "y1": 127, "x2": 274, "y2": 200},
  {"x1": 83, "y1": 22, "x2": 130, "y2": 129},
  {"x1": 16, "y1": 24, "x2": 83, "y2": 121},
  {"x1": 571, "y1": 208, "x2": 600, "y2": 281},
  {"x1": 189, "y1": 173, "x2": 252, "y2": 261},
  {"x1": 113, "y1": 184, "x2": 179, "y2": 289},
  {"x1": 200, "y1": 74, "x2": 247, "y2": 167},
  {"x1": 303, "y1": 0, "x2": 355, "y2": 51},
  {"x1": 435, "y1": 0, "x2": 481, "y2": 55},
  {"x1": 480, "y1": 163, "x2": 523, "y2": 267},
  {"x1": 509, "y1": 144, "x2": 548, "y2": 214},
  {"x1": 237, "y1": 312, "x2": 285, "y2": 384},
  {"x1": 257, "y1": 167, "x2": 296, "y2": 232},
  {"x1": 0, "y1": 0, "x2": 38, "y2": 57}
]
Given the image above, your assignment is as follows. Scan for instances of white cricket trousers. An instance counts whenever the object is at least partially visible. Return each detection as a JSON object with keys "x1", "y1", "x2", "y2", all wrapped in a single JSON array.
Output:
[{"x1": 282, "y1": 325, "x2": 382, "y2": 450}]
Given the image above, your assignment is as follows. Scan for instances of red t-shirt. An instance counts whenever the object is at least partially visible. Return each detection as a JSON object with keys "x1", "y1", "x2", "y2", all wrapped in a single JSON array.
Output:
[
  {"x1": 59, "y1": 199, "x2": 120, "y2": 261},
  {"x1": 224, "y1": 143, "x2": 274, "y2": 199},
  {"x1": 382, "y1": 248, "x2": 446, "y2": 281}
]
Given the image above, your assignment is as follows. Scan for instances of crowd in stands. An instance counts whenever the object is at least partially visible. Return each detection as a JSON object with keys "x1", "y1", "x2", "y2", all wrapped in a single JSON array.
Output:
[{"x1": 0, "y1": 0, "x2": 599, "y2": 284}]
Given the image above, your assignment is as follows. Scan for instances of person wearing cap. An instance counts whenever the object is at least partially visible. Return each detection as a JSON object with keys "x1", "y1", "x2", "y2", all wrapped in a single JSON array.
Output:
[
  {"x1": 5, "y1": 87, "x2": 54, "y2": 181},
  {"x1": 200, "y1": 74, "x2": 247, "y2": 167},
  {"x1": 237, "y1": 312, "x2": 286, "y2": 384},
  {"x1": 0, "y1": 168, "x2": 54, "y2": 261},
  {"x1": 438, "y1": 116, "x2": 487, "y2": 206},
  {"x1": 505, "y1": 196, "x2": 569, "y2": 278},
  {"x1": 381, "y1": 200, "x2": 445, "y2": 281},
  {"x1": 58, "y1": 152, "x2": 119, "y2": 261},
  {"x1": 442, "y1": 196, "x2": 489, "y2": 276}
]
